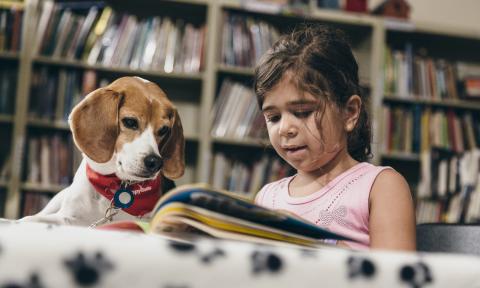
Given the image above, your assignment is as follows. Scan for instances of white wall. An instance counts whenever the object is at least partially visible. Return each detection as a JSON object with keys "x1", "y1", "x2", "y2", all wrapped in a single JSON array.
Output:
[{"x1": 369, "y1": 0, "x2": 480, "y2": 31}]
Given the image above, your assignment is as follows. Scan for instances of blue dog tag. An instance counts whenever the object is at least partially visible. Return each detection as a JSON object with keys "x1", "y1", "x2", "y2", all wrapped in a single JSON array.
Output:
[{"x1": 113, "y1": 188, "x2": 134, "y2": 209}]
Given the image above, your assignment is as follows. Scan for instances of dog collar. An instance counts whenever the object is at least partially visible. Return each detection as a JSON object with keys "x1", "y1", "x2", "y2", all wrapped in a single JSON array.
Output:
[{"x1": 86, "y1": 164, "x2": 162, "y2": 217}]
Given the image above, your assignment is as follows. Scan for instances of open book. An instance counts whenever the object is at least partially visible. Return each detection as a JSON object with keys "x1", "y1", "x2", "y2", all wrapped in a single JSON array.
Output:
[{"x1": 98, "y1": 184, "x2": 351, "y2": 247}]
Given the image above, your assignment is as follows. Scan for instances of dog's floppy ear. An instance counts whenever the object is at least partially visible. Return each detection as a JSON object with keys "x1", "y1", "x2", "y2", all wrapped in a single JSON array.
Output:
[
  {"x1": 69, "y1": 88, "x2": 123, "y2": 163},
  {"x1": 161, "y1": 109, "x2": 185, "y2": 179}
]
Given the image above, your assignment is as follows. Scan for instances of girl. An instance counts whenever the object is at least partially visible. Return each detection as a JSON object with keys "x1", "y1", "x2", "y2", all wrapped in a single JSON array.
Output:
[{"x1": 253, "y1": 25, "x2": 416, "y2": 250}]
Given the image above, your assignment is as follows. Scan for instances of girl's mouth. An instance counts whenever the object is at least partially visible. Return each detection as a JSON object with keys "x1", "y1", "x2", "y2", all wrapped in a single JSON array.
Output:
[{"x1": 284, "y1": 145, "x2": 307, "y2": 154}]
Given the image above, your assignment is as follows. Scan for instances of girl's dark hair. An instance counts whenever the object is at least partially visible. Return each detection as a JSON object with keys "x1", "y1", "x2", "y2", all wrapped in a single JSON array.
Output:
[{"x1": 254, "y1": 24, "x2": 372, "y2": 162}]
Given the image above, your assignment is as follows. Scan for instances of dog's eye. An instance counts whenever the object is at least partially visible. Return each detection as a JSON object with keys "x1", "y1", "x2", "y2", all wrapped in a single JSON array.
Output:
[
  {"x1": 122, "y1": 118, "x2": 139, "y2": 130},
  {"x1": 158, "y1": 126, "x2": 170, "y2": 136}
]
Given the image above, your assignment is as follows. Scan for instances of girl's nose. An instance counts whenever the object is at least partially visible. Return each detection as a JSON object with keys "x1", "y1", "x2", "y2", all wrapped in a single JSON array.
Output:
[{"x1": 278, "y1": 115, "x2": 297, "y2": 137}]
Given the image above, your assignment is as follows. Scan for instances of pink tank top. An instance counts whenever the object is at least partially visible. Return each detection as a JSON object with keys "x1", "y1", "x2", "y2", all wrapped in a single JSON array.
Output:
[{"x1": 254, "y1": 162, "x2": 391, "y2": 250}]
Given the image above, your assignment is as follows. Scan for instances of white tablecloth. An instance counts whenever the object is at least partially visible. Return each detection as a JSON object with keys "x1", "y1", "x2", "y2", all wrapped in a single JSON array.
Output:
[{"x1": 0, "y1": 220, "x2": 479, "y2": 287}]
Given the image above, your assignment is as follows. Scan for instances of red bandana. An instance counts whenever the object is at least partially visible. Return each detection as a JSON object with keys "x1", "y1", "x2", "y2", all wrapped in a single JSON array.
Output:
[{"x1": 86, "y1": 164, "x2": 162, "y2": 217}]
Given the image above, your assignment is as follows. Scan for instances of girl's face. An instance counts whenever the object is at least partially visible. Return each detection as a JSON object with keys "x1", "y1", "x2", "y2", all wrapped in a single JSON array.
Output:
[{"x1": 261, "y1": 75, "x2": 347, "y2": 173}]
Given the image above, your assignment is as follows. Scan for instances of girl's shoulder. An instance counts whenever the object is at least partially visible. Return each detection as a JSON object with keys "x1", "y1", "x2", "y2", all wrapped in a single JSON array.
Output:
[{"x1": 368, "y1": 164, "x2": 411, "y2": 204}]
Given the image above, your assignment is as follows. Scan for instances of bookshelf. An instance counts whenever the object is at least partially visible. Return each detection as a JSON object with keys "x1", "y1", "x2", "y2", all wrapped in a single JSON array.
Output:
[
  {"x1": 0, "y1": 0, "x2": 479, "y2": 222},
  {"x1": 379, "y1": 17, "x2": 480, "y2": 223}
]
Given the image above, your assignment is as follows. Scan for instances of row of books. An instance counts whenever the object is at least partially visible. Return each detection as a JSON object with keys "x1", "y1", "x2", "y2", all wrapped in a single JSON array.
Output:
[
  {"x1": 34, "y1": 1, "x2": 206, "y2": 73},
  {"x1": 28, "y1": 67, "x2": 102, "y2": 121},
  {"x1": 382, "y1": 105, "x2": 480, "y2": 154},
  {"x1": 211, "y1": 79, "x2": 267, "y2": 140},
  {"x1": 240, "y1": 0, "x2": 309, "y2": 14},
  {"x1": 221, "y1": 12, "x2": 280, "y2": 68},
  {"x1": 416, "y1": 149, "x2": 480, "y2": 224},
  {"x1": 383, "y1": 45, "x2": 480, "y2": 100},
  {"x1": 25, "y1": 133, "x2": 80, "y2": 187},
  {"x1": 210, "y1": 152, "x2": 294, "y2": 198},
  {"x1": 0, "y1": 65, "x2": 16, "y2": 114},
  {"x1": 0, "y1": 7, "x2": 23, "y2": 52},
  {"x1": 21, "y1": 191, "x2": 53, "y2": 217}
]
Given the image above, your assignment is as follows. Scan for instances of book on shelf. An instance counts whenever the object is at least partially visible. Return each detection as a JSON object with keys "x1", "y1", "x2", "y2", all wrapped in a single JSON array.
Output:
[
  {"x1": 22, "y1": 192, "x2": 53, "y2": 218},
  {"x1": 382, "y1": 44, "x2": 480, "y2": 100},
  {"x1": 0, "y1": 155, "x2": 11, "y2": 182},
  {"x1": 221, "y1": 12, "x2": 280, "y2": 68},
  {"x1": 32, "y1": 1, "x2": 206, "y2": 73},
  {"x1": 26, "y1": 134, "x2": 75, "y2": 187},
  {"x1": 0, "y1": 5, "x2": 23, "y2": 52},
  {"x1": 211, "y1": 79, "x2": 267, "y2": 140},
  {"x1": 210, "y1": 153, "x2": 293, "y2": 197},
  {"x1": 415, "y1": 148, "x2": 480, "y2": 224},
  {"x1": 0, "y1": 65, "x2": 16, "y2": 114},
  {"x1": 97, "y1": 183, "x2": 350, "y2": 247},
  {"x1": 382, "y1": 105, "x2": 479, "y2": 155}
]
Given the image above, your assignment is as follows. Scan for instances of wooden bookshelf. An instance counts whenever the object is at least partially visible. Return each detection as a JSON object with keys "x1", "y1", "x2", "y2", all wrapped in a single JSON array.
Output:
[
  {"x1": 0, "y1": 51, "x2": 20, "y2": 60},
  {"x1": 217, "y1": 64, "x2": 255, "y2": 77},
  {"x1": 20, "y1": 182, "x2": 66, "y2": 194},
  {"x1": 0, "y1": 0, "x2": 479, "y2": 222},
  {"x1": 383, "y1": 96, "x2": 480, "y2": 111},
  {"x1": 33, "y1": 56, "x2": 205, "y2": 82},
  {"x1": 0, "y1": 114, "x2": 14, "y2": 123}
]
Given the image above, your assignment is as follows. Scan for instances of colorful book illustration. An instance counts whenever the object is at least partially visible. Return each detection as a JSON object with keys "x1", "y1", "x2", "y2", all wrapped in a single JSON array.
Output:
[{"x1": 98, "y1": 184, "x2": 351, "y2": 247}]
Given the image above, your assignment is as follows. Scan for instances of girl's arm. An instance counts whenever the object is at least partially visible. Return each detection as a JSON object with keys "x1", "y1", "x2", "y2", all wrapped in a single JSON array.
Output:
[{"x1": 369, "y1": 169, "x2": 416, "y2": 251}]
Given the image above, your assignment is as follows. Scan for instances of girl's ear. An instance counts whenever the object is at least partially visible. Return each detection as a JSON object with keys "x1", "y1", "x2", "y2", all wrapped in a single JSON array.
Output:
[{"x1": 344, "y1": 95, "x2": 362, "y2": 132}]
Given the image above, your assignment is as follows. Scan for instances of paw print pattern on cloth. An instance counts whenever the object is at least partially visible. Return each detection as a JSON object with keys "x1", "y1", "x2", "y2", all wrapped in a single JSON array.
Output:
[
  {"x1": 200, "y1": 248, "x2": 225, "y2": 264},
  {"x1": 1, "y1": 273, "x2": 44, "y2": 288},
  {"x1": 168, "y1": 241, "x2": 196, "y2": 253},
  {"x1": 64, "y1": 252, "x2": 113, "y2": 286},
  {"x1": 347, "y1": 256, "x2": 376, "y2": 279},
  {"x1": 251, "y1": 251, "x2": 283, "y2": 275},
  {"x1": 168, "y1": 240, "x2": 226, "y2": 264},
  {"x1": 399, "y1": 262, "x2": 433, "y2": 288}
]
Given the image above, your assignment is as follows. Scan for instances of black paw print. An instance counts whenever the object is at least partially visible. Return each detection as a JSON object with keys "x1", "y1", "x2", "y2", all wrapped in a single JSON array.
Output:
[
  {"x1": 347, "y1": 256, "x2": 376, "y2": 279},
  {"x1": 168, "y1": 240, "x2": 225, "y2": 264},
  {"x1": 251, "y1": 251, "x2": 283, "y2": 275},
  {"x1": 64, "y1": 252, "x2": 113, "y2": 286},
  {"x1": 400, "y1": 262, "x2": 433, "y2": 288},
  {"x1": 1, "y1": 273, "x2": 43, "y2": 288}
]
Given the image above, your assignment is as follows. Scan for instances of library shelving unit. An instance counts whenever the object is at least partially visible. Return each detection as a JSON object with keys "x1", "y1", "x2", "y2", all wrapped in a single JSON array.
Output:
[
  {"x1": 1, "y1": 0, "x2": 479, "y2": 221},
  {"x1": 379, "y1": 18, "x2": 480, "y2": 223},
  {"x1": 0, "y1": 1, "x2": 24, "y2": 217}
]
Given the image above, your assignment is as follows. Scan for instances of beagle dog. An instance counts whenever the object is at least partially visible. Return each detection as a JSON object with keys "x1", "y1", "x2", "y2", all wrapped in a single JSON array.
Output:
[{"x1": 20, "y1": 76, "x2": 185, "y2": 226}]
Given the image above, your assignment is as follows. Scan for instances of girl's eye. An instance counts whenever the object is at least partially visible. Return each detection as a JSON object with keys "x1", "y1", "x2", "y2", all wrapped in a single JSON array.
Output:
[
  {"x1": 265, "y1": 114, "x2": 280, "y2": 123},
  {"x1": 122, "y1": 117, "x2": 139, "y2": 130},
  {"x1": 158, "y1": 126, "x2": 170, "y2": 136},
  {"x1": 293, "y1": 110, "x2": 313, "y2": 118}
]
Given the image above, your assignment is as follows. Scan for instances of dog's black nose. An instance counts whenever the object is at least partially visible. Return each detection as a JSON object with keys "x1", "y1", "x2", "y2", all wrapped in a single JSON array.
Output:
[{"x1": 144, "y1": 154, "x2": 163, "y2": 173}]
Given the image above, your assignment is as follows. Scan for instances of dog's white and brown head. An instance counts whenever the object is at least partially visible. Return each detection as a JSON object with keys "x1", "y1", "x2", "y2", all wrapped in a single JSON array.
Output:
[{"x1": 69, "y1": 76, "x2": 185, "y2": 182}]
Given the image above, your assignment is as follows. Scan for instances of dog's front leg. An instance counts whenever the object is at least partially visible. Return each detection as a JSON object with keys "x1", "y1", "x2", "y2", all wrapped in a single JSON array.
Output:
[{"x1": 19, "y1": 213, "x2": 74, "y2": 225}]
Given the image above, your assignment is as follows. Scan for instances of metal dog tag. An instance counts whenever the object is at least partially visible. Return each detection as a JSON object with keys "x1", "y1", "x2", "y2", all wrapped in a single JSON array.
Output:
[{"x1": 113, "y1": 188, "x2": 134, "y2": 209}]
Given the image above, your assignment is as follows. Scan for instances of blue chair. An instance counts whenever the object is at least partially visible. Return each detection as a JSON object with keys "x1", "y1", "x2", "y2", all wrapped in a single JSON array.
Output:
[{"x1": 416, "y1": 223, "x2": 480, "y2": 255}]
